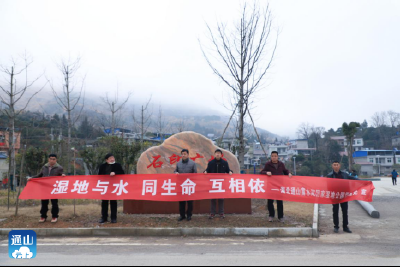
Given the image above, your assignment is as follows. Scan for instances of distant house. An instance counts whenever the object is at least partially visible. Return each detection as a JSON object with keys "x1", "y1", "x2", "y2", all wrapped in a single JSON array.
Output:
[
  {"x1": 353, "y1": 150, "x2": 399, "y2": 176},
  {"x1": 0, "y1": 152, "x2": 8, "y2": 180},
  {"x1": 244, "y1": 143, "x2": 267, "y2": 169},
  {"x1": 330, "y1": 136, "x2": 366, "y2": 156},
  {"x1": 104, "y1": 128, "x2": 132, "y2": 135},
  {"x1": 392, "y1": 136, "x2": 400, "y2": 148},
  {"x1": 120, "y1": 133, "x2": 162, "y2": 146},
  {"x1": 287, "y1": 139, "x2": 316, "y2": 156},
  {"x1": 268, "y1": 144, "x2": 289, "y2": 160},
  {"x1": 0, "y1": 130, "x2": 21, "y2": 154},
  {"x1": 0, "y1": 130, "x2": 22, "y2": 181}
]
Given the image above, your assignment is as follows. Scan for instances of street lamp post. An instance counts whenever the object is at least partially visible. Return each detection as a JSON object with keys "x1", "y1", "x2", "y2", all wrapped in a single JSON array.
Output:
[
  {"x1": 393, "y1": 148, "x2": 398, "y2": 168},
  {"x1": 293, "y1": 157, "x2": 297, "y2": 176},
  {"x1": 377, "y1": 155, "x2": 381, "y2": 176}
]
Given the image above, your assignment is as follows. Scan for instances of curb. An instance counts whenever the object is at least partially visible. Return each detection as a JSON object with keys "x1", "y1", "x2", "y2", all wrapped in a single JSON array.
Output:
[
  {"x1": 312, "y1": 204, "x2": 319, "y2": 238},
  {"x1": 0, "y1": 227, "x2": 313, "y2": 238},
  {"x1": 0, "y1": 205, "x2": 320, "y2": 238},
  {"x1": 356, "y1": 200, "x2": 380, "y2": 219}
]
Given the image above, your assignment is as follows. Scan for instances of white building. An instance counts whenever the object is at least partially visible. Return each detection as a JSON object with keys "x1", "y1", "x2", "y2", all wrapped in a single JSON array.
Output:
[
  {"x1": 353, "y1": 150, "x2": 399, "y2": 176},
  {"x1": 287, "y1": 139, "x2": 316, "y2": 156},
  {"x1": 0, "y1": 152, "x2": 8, "y2": 181},
  {"x1": 268, "y1": 144, "x2": 289, "y2": 160},
  {"x1": 244, "y1": 143, "x2": 267, "y2": 169},
  {"x1": 331, "y1": 136, "x2": 366, "y2": 156}
]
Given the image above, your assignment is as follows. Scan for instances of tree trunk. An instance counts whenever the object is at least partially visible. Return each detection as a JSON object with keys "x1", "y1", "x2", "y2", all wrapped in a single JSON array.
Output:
[
  {"x1": 7, "y1": 119, "x2": 15, "y2": 211},
  {"x1": 141, "y1": 105, "x2": 144, "y2": 150},
  {"x1": 67, "y1": 109, "x2": 72, "y2": 175},
  {"x1": 15, "y1": 143, "x2": 26, "y2": 216},
  {"x1": 111, "y1": 102, "x2": 115, "y2": 136},
  {"x1": 348, "y1": 138, "x2": 354, "y2": 171},
  {"x1": 238, "y1": 84, "x2": 245, "y2": 170},
  {"x1": 7, "y1": 68, "x2": 15, "y2": 211}
]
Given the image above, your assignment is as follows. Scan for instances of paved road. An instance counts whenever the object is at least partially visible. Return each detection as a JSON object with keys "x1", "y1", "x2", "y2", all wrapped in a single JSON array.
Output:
[
  {"x1": 372, "y1": 178, "x2": 400, "y2": 196},
  {"x1": 0, "y1": 180, "x2": 398, "y2": 266}
]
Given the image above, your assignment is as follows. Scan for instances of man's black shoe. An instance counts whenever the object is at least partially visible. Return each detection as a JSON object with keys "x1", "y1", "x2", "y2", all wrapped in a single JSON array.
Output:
[
  {"x1": 343, "y1": 228, "x2": 352, "y2": 234},
  {"x1": 187, "y1": 216, "x2": 192, "y2": 222},
  {"x1": 178, "y1": 217, "x2": 186, "y2": 222},
  {"x1": 99, "y1": 218, "x2": 107, "y2": 224},
  {"x1": 111, "y1": 219, "x2": 117, "y2": 224},
  {"x1": 334, "y1": 228, "x2": 339, "y2": 233}
]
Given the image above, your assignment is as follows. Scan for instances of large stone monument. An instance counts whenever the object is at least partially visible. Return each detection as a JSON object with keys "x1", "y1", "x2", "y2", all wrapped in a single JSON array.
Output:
[{"x1": 123, "y1": 131, "x2": 252, "y2": 214}]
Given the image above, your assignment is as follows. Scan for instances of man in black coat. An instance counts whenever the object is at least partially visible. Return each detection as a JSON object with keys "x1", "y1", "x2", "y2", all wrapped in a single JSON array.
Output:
[
  {"x1": 98, "y1": 154, "x2": 125, "y2": 224},
  {"x1": 327, "y1": 161, "x2": 359, "y2": 234},
  {"x1": 204, "y1": 149, "x2": 233, "y2": 220}
]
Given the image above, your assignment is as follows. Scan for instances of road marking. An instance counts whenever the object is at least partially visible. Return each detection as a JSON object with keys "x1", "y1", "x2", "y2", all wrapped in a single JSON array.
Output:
[
  {"x1": 184, "y1": 243, "x2": 217, "y2": 246},
  {"x1": 0, "y1": 243, "x2": 174, "y2": 247},
  {"x1": 0, "y1": 242, "x2": 247, "y2": 247}
]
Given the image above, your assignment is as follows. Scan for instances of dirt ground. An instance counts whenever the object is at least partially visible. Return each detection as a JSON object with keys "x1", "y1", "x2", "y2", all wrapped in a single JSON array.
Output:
[{"x1": 0, "y1": 189, "x2": 314, "y2": 229}]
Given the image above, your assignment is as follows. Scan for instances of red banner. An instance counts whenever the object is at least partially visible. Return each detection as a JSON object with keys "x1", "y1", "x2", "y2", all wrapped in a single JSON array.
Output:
[{"x1": 19, "y1": 174, "x2": 375, "y2": 204}]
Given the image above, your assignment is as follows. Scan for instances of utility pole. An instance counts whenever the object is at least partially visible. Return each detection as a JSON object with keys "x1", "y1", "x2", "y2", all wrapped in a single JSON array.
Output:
[{"x1": 377, "y1": 155, "x2": 381, "y2": 176}]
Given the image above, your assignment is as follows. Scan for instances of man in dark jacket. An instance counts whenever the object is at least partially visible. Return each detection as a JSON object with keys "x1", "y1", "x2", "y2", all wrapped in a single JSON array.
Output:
[
  {"x1": 204, "y1": 149, "x2": 233, "y2": 219},
  {"x1": 175, "y1": 149, "x2": 197, "y2": 222},
  {"x1": 261, "y1": 151, "x2": 292, "y2": 223},
  {"x1": 327, "y1": 161, "x2": 360, "y2": 234},
  {"x1": 98, "y1": 154, "x2": 125, "y2": 224},
  {"x1": 28, "y1": 154, "x2": 66, "y2": 223},
  {"x1": 392, "y1": 169, "x2": 398, "y2": 186}
]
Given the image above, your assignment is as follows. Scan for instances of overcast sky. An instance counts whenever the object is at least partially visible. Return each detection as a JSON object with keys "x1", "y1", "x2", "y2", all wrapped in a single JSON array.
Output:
[{"x1": 1, "y1": 0, "x2": 400, "y2": 138}]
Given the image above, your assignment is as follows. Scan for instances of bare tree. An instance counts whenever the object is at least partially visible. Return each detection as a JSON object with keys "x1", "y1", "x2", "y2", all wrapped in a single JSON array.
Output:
[
  {"x1": 297, "y1": 123, "x2": 313, "y2": 141},
  {"x1": 101, "y1": 87, "x2": 132, "y2": 136},
  {"x1": 50, "y1": 57, "x2": 85, "y2": 175},
  {"x1": 200, "y1": 2, "x2": 278, "y2": 168},
  {"x1": 370, "y1": 112, "x2": 388, "y2": 128},
  {"x1": 387, "y1": 110, "x2": 400, "y2": 128},
  {"x1": 310, "y1": 126, "x2": 325, "y2": 151},
  {"x1": 0, "y1": 53, "x2": 45, "y2": 210},
  {"x1": 176, "y1": 118, "x2": 187, "y2": 133},
  {"x1": 156, "y1": 105, "x2": 167, "y2": 141},
  {"x1": 133, "y1": 97, "x2": 152, "y2": 150}
]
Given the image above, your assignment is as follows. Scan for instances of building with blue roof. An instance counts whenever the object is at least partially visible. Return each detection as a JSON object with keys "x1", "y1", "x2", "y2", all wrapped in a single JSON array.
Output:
[{"x1": 353, "y1": 150, "x2": 400, "y2": 176}]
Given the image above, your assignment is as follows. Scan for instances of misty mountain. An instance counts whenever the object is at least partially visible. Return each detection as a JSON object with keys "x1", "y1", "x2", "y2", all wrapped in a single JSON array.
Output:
[{"x1": 19, "y1": 89, "x2": 281, "y2": 142}]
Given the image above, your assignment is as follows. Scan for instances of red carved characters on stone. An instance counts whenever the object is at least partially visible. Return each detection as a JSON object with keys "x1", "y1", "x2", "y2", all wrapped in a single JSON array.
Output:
[
  {"x1": 169, "y1": 154, "x2": 182, "y2": 165},
  {"x1": 147, "y1": 155, "x2": 164, "y2": 169},
  {"x1": 190, "y1": 153, "x2": 204, "y2": 162}
]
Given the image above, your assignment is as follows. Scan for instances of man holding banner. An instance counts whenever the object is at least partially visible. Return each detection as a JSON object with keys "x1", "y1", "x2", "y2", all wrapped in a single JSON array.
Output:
[
  {"x1": 261, "y1": 151, "x2": 292, "y2": 223},
  {"x1": 327, "y1": 161, "x2": 359, "y2": 234},
  {"x1": 175, "y1": 149, "x2": 197, "y2": 222},
  {"x1": 28, "y1": 154, "x2": 66, "y2": 224},
  {"x1": 98, "y1": 154, "x2": 125, "y2": 224},
  {"x1": 204, "y1": 149, "x2": 233, "y2": 220}
]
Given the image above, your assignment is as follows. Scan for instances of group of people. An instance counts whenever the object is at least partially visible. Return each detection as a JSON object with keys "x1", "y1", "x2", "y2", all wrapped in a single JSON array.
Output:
[{"x1": 27, "y1": 149, "x2": 359, "y2": 234}]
